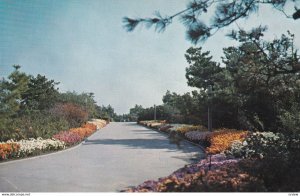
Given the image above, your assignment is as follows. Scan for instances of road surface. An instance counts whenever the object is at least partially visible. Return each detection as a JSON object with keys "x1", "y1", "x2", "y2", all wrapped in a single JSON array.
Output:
[{"x1": 0, "y1": 122, "x2": 204, "y2": 192}]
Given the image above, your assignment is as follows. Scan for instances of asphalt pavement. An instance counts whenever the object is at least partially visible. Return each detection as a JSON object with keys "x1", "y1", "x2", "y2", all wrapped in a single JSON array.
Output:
[{"x1": 0, "y1": 122, "x2": 204, "y2": 192}]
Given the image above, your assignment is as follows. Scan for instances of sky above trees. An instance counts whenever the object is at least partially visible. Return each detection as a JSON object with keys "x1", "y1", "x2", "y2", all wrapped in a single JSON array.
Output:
[{"x1": 0, "y1": 0, "x2": 299, "y2": 114}]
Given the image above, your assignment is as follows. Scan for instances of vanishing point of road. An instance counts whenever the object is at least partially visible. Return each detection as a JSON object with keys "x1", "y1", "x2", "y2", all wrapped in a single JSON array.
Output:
[{"x1": 0, "y1": 122, "x2": 204, "y2": 192}]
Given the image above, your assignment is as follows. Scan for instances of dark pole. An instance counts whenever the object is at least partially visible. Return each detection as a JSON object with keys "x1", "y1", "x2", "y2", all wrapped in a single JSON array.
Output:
[
  {"x1": 154, "y1": 104, "x2": 157, "y2": 121},
  {"x1": 208, "y1": 85, "x2": 212, "y2": 132}
]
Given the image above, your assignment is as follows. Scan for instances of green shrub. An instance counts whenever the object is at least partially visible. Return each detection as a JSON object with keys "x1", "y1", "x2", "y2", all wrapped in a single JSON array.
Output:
[{"x1": 229, "y1": 132, "x2": 300, "y2": 191}]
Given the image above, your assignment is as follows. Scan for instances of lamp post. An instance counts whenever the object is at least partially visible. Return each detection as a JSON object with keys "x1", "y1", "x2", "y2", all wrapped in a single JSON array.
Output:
[
  {"x1": 154, "y1": 104, "x2": 157, "y2": 121},
  {"x1": 208, "y1": 85, "x2": 212, "y2": 132}
]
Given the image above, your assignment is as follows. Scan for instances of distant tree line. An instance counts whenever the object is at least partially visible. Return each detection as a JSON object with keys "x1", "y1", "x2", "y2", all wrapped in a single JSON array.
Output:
[
  {"x1": 129, "y1": 28, "x2": 300, "y2": 135},
  {"x1": 0, "y1": 66, "x2": 117, "y2": 141}
]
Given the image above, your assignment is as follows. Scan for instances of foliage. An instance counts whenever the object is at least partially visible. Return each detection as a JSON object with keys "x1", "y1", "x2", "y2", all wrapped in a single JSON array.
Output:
[
  {"x1": 58, "y1": 91, "x2": 99, "y2": 119},
  {"x1": 224, "y1": 29, "x2": 300, "y2": 132},
  {"x1": 96, "y1": 104, "x2": 118, "y2": 121},
  {"x1": 278, "y1": 103, "x2": 300, "y2": 134},
  {"x1": 163, "y1": 90, "x2": 202, "y2": 124},
  {"x1": 128, "y1": 104, "x2": 144, "y2": 121},
  {"x1": 228, "y1": 132, "x2": 300, "y2": 191},
  {"x1": 136, "y1": 105, "x2": 172, "y2": 122},
  {"x1": 49, "y1": 103, "x2": 88, "y2": 128},
  {"x1": 0, "y1": 65, "x2": 30, "y2": 117},
  {"x1": 130, "y1": 29, "x2": 300, "y2": 134},
  {"x1": 21, "y1": 74, "x2": 59, "y2": 112},
  {"x1": 206, "y1": 129, "x2": 248, "y2": 154},
  {"x1": 123, "y1": 0, "x2": 298, "y2": 43},
  {"x1": 0, "y1": 66, "x2": 113, "y2": 141},
  {"x1": 226, "y1": 132, "x2": 286, "y2": 159}
]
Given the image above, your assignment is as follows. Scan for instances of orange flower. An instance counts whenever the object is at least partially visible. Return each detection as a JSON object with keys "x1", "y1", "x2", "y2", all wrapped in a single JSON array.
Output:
[
  {"x1": 206, "y1": 129, "x2": 248, "y2": 154},
  {"x1": 69, "y1": 127, "x2": 95, "y2": 139},
  {"x1": 0, "y1": 142, "x2": 20, "y2": 160},
  {"x1": 81, "y1": 123, "x2": 97, "y2": 131}
]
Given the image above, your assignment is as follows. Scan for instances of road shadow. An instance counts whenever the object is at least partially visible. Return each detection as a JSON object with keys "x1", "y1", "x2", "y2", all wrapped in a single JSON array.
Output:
[
  {"x1": 83, "y1": 138, "x2": 201, "y2": 156},
  {"x1": 120, "y1": 122, "x2": 139, "y2": 127}
]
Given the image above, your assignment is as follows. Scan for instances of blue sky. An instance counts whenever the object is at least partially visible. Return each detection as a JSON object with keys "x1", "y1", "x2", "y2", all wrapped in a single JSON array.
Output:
[{"x1": 0, "y1": 0, "x2": 299, "y2": 114}]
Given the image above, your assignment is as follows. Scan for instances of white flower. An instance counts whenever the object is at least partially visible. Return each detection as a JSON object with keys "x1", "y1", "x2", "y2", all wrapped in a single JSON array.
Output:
[{"x1": 259, "y1": 154, "x2": 264, "y2": 159}]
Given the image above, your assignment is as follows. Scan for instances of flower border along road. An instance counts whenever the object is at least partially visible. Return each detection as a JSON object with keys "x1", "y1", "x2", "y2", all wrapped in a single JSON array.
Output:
[
  {"x1": 139, "y1": 121, "x2": 207, "y2": 154},
  {"x1": 0, "y1": 119, "x2": 108, "y2": 166}
]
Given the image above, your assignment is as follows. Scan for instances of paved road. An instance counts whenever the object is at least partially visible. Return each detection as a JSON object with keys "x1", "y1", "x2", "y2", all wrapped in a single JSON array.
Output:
[{"x1": 0, "y1": 122, "x2": 204, "y2": 192}]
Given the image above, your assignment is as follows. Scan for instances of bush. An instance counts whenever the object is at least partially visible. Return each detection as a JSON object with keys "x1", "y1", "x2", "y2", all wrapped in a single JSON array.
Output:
[
  {"x1": 226, "y1": 132, "x2": 287, "y2": 159},
  {"x1": 50, "y1": 103, "x2": 88, "y2": 128},
  {"x1": 0, "y1": 112, "x2": 70, "y2": 141},
  {"x1": 228, "y1": 132, "x2": 300, "y2": 191}
]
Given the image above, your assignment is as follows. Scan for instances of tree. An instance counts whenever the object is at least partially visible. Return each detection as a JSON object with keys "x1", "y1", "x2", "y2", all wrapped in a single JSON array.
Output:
[
  {"x1": 185, "y1": 47, "x2": 223, "y2": 90},
  {"x1": 182, "y1": 26, "x2": 300, "y2": 131},
  {"x1": 223, "y1": 27, "x2": 300, "y2": 131},
  {"x1": 123, "y1": 0, "x2": 299, "y2": 43},
  {"x1": 0, "y1": 65, "x2": 30, "y2": 117},
  {"x1": 21, "y1": 74, "x2": 60, "y2": 112},
  {"x1": 129, "y1": 104, "x2": 144, "y2": 121},
  {"x1": 97, "y1": 105, "x2": 117, "y2": 121},
  {"x1": 59, "y1": 91, "x2": 98, "y2": 118}
]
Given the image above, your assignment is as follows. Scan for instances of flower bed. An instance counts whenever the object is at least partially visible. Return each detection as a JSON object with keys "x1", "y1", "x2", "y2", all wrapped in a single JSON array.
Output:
[
  {"x1": 128, "y1": 124, "x2": 300, "y2": 192},
  {"x1": 0, "y1": 138, "x2": 66, "y2": 159},
  {"x1": 185, "y1": 131, "x2": 211, "y2": 142},
  {"x1": 69, "y1": 127, "x2": 94, "y2": 140},
  {"x1": 206, "y1": 129, "x2": 248, "y2": 154},
  {"x1": 139, "y1": 120, "x2": 166, "y2": 128},
  {"x1": 81, "y1": 122, "x2": 97, "y2": 131},
  {"x1": 0, "y1": 119, "x2": 108, "y2": 161},
  {"x1": 15, "y1": 138, "x2": 66, "y2": 157},
  {"x1": 53, "y1": 131, "x2": 82, "y2": 146},
  {"x1": 0, "y1": 142, "x2": 20, "y2": 160},
  {"x1": 88, "y1": 119, "x2": 107, "y2": 129},
  {"x1": 159, "y1": 125, "x2": 173, "y2": 132},
  {"x1": 53, "y1": 119, "x2": 107, "y2": 145},
  {"x1": 176, "y1": 125, "x2": 208, "y2": 134},
  {"x1": 126, "y1": 154, "x2": 265, "y2": 192}
]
